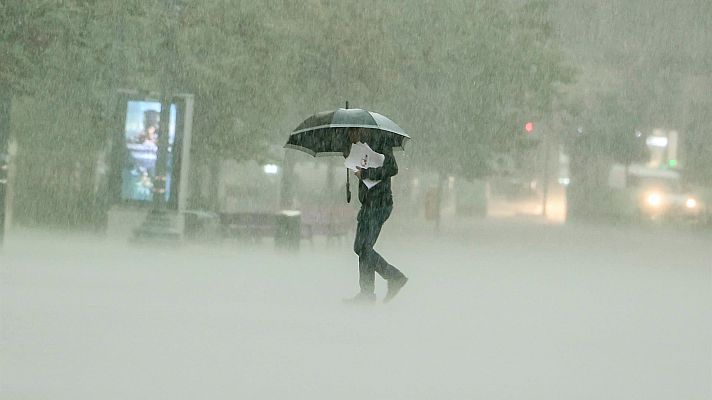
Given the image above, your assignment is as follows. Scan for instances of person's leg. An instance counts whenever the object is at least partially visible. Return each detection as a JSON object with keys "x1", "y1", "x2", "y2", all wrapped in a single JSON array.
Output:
[
  {"x1": 355, "y1": 206, "x2": 406, "y2": 290},
  {"x1": 368, "y1": 206, "x2": 408, "y2": 302},
  {"x1": 370, "y1": 249, "x2": 405, "y2": 281},
  {"x1": 354, "y1": 207, "x2": 381, "y2": 294}
]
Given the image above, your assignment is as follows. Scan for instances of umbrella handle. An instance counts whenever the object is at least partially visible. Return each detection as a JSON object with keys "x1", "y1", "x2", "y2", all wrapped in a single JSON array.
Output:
[{"x1": 346, "y1": 168, "x2": 351, "y2": 203}]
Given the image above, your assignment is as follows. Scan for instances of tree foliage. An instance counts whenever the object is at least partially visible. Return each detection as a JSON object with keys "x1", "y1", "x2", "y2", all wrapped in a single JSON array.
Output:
[
  {"x1": 388, "y1": 0, "x2": 574, "y2": 179},
  {"x1": 4, "y1": 0, "x2": 575, "y2": 226},
  {"x1": 558, "y1": 0, "x2": 712, "y2": 182},
  {"x1": 0, "y1": 1, "x2": 61, "y2": 94},
  {"x1": 10, "y1": 0, "x2": 572, "y2": 164}
]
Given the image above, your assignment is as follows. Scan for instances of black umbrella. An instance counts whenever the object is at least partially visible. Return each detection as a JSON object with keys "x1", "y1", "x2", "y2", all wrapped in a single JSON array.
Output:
[
  {"x1": 284, "y1": 107, "x2": 410, "y2": 157},
  {"x1": 284, "y1": 105, "x2": 410, "y2": 203}
]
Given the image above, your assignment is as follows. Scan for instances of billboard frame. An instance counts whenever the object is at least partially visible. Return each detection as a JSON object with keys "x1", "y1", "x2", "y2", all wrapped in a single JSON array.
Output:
[{"x1": 108, "y1": 89, "x2": 193, "y2": 213}]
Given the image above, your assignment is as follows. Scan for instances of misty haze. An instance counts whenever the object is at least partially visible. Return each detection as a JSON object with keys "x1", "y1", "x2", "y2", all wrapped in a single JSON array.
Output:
[{"x1": 1, "y1": 1, "x2": 711, "y2": 399}]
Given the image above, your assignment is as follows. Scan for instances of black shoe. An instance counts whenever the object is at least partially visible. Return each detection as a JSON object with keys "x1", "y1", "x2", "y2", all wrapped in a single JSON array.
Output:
[
  {"x1": 342, "y1": 292, "x2": 377, "y2": 304},
  {"x1": 384, "y1": 276, "x2": 408, "y2": 303}
]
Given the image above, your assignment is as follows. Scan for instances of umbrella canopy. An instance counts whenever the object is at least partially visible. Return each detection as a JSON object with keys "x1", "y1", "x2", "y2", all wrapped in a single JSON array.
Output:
[{"x1": 284, "y1": 108, "x2": 410, "y2": 157}]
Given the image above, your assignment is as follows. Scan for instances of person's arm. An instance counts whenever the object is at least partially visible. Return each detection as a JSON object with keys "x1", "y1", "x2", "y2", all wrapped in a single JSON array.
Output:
[{"x1": 361, "y1": 147, "x2": 398, "y2": 180}]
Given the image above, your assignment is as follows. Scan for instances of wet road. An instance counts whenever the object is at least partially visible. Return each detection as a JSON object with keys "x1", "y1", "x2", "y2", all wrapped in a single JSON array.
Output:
[{"x1": 2, "y1": 220, "x2": 710, "y2": 399}]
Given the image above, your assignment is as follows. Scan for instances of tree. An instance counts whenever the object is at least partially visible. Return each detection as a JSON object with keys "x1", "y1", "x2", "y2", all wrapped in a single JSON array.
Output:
[
  {"x1": 684, "y1": 101, "x2": 712, "y2": 186},
  {"x1": 558, "y1": 0, "x2": 712, "y2": 184},
  {"x1": 384, "y1": 0, "x2": 574, "y2": 181},
  {"x1": 5, "y1": 0, "x2": 578, "y2": 228},
  {"x1": 0, "y1": 1, "x2": 66, "y2": 234}
]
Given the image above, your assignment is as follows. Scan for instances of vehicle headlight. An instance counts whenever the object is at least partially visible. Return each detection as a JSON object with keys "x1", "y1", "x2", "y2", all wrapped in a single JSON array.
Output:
[
  {"x1": 686, "y1": 198, "x2": 697, "y2": 209},
  {"x1": 646, "y1": 192, "x2": 663, "y2": 208}
]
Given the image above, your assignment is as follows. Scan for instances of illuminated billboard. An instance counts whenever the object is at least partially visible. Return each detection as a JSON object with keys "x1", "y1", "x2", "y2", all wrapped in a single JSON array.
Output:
[{"x1": 121, "y1": 100, "x2": 177, "y2": 202}]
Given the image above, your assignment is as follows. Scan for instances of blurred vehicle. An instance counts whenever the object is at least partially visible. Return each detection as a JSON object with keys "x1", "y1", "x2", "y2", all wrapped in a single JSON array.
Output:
[
  {"x1": 629, "y1": 176, "x2": 702, "y2": 222},
  {"x1": 687, "y1": 184, "x2": 712, "y2": 225},
  {"x1": 608, "y1": 164, "x2": 704, "y2": 223}
]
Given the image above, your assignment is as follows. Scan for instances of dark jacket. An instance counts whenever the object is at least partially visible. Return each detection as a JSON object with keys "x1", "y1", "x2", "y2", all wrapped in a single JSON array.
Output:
[{"x1": 353, "y1": 139, "x2": 398, "y2": 208}]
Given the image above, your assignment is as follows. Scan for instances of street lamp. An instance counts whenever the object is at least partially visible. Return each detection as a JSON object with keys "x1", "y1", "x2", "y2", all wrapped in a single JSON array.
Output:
[
  {"x1": 152, "y1": 0, "x2": 184, "y2": 211},
  {"x1": 132, "y1": 0, "x2": 186, "y2": 241}
]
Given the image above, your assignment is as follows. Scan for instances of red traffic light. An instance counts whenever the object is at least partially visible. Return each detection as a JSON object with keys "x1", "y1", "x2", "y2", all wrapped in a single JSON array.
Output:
[{"x1": 524, "y1": 122, "x2": 534, "y2": 134}]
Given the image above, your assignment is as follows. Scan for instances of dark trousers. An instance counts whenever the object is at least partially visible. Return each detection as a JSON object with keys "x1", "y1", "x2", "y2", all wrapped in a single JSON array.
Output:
[{"x1": 353, "y1": 205, "x2": 404, "y2": 294}]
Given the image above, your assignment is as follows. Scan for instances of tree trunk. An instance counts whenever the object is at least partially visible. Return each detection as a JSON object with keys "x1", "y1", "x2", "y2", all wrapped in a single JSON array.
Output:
[
  {"x1": 279, "y1": 151, "x2": 296, "y2": 209},
  {"x1": 208, "y1": 157, "x2": 221, "y2": 212},
  {"x1": 0, "y1": 87, "x2": 12, "y2": 244},
  {"x1": 435, "y1": 171, "x2": 446, "y2": 232}
]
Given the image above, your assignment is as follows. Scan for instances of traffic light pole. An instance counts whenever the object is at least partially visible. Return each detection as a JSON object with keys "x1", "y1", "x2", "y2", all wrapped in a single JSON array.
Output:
[{"x1": 541, "y1": 129, "x2": 550, "y2": 218}]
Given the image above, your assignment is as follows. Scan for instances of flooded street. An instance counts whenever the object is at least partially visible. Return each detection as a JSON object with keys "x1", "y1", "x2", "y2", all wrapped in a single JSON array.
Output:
[{"x1": 2, "y1": 220, "x2": 710, "y2": 399}]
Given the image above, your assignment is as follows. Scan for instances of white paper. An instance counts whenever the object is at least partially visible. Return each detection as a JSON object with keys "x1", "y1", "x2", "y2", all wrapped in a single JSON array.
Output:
[{"x1": 344, "y1": 142, "x2": 385, "y2": 189}]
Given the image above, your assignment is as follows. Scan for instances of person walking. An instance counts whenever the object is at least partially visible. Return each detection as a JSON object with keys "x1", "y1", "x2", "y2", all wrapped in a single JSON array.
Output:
[{"x1": 343, "y1": 127, "x2": 408, "y2": 304}]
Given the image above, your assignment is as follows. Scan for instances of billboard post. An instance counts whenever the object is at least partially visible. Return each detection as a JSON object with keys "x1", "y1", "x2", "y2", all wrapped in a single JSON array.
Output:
[
  {"x1": 104, "y1": 90, "x2": 193, "y2": 242},
  {"x1": 130, "y1": 0, "x2": 191, "y2": 242}
]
